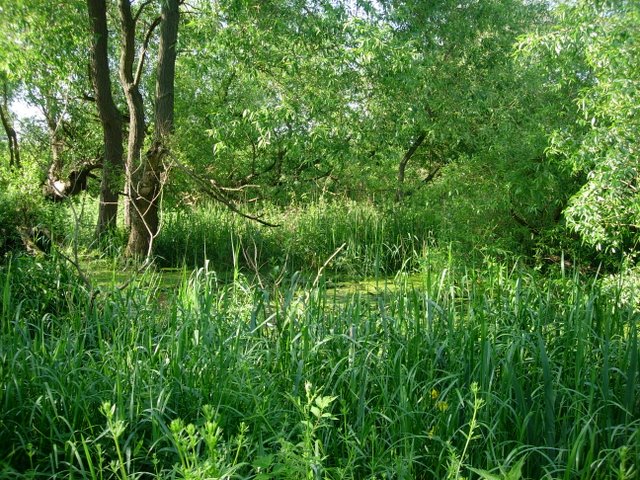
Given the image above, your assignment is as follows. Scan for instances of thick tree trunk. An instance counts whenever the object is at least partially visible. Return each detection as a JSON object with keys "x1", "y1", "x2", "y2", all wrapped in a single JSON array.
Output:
[
  {"x1": 396, "y1": 131, "x2": 426, "y2": 202},
  {"x1": 155, "y1": 0, "x2": 178, "y2": 141},
  {"x1": 87, "y1": 0, "x2": 124, "y2": 237},
  {"x1": 125, "y1": 0, "x2": 179, "y2": 258},
  {"x1": 118, "y1": 0, "x2": 149, "y2": 257}
]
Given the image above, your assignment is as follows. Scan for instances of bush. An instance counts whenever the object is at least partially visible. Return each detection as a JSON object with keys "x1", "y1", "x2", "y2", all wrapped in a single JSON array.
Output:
[
  {"x1": 0, "y1": 254, "x2": 89, "y2": 321},
  {"x1": 0, "y1": 168, "x2": 66, "y2": 260}
]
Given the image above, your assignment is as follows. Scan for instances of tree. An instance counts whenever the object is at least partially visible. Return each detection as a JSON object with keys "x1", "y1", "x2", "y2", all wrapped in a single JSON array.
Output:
[
  {"x1": 172, "y1": 0, "x2": 358, "y2": 203},
  {"x1": 355, "y1": 0, "x2": 552, "y2": 201},
  {"x1": 121, "y1": 0, "x2": 180, "y2": 258},
  {"x1": 87, "y1": 0, "x2": 125, "y2": 236},
  {"x1": 520, "y1": 0, "x2": 640, "y2": 256},
  {"x1": 0, "y1": 77, "x2": 20, "y2": 169},
  {"x1": 1, "y1": 0, "x2": 103, "y2": 200}
]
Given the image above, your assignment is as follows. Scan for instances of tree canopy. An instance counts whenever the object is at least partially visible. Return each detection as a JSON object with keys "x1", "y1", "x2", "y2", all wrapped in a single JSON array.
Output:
[{"x1": 1, "y1": 0, "x2": 638, "y2": 264}]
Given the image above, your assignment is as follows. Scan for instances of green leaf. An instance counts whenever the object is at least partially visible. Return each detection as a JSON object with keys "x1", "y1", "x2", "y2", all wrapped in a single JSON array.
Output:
[
  {"x1": 253, "y1": 454, "x2": 274, "y2": 469},
  {"x1": 468, "y1": 457, "x2": 525, "y2": 480}
]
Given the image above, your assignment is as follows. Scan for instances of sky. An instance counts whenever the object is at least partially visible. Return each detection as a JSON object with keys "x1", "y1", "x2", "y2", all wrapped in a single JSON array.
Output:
[
  {"x1": 11, "y1": 99, "x2": 41, "y2": 120},
  {"x1": 8, "y1": 98, "x2": 44, "y2": 135}
]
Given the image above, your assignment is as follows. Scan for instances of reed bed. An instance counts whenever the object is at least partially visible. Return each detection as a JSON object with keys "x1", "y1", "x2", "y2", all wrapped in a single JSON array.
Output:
[
  {"x1": 0, "y1": 254, "x2": 638, "y2": 479},
  {"x1": 154, "y1": 200, "x2": 437, "y2": 275}
]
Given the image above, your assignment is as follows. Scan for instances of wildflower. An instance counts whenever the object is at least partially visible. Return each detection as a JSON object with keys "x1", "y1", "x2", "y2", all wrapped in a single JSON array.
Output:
[
  {"x1": 436, "y1": 400, "x2": 449, "y2": 412},
  {"x1": 431, "y1": 388, "x2": 439, "y2": 400}
]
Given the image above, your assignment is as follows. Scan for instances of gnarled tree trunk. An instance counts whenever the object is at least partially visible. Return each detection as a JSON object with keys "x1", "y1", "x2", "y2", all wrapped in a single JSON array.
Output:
[
  {"x1": 125, "y1": 0, "x2": 179, "y2": 258},
  {"x1": 87, "y1": 0, "x2": 124, "y2": 237}
]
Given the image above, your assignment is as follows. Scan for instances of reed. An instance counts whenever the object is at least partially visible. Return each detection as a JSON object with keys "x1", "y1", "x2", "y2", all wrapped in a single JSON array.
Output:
[
  {"x1": 155, "y1": 199, "x2": 437, "y2": 276},
  {"x1": 0, "y1": 253, "x2": 638, "y2": 479}
]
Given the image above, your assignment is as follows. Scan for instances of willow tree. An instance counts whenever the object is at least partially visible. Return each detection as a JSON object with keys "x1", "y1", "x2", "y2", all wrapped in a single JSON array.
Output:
[
  {"x1": 126, "y1": 0, "x2": 179, "y2": 257},
  {"x1": 173, "y1": 0, "x2": 362, "y2": 201},
  {"x1": 87, "y1": 0, "x2": 124, "y2": 236},
  {"x1": 519, "y1": 0, "x2": 640, "y2": 257},
  {"x1": 353, "y1": 0, "x2": 553, "y2": 201},
  {"x1": 113, "y1": 0, "x2": 181, "y2": 258},
  {"x1": 0, "y1": 0, "x2": 96, "y2": 194}
]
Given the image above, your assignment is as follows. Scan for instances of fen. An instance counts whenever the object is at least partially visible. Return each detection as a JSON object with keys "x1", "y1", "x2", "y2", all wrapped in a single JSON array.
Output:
[
  {"x1": 1, "y1": 201, "x2": 638, "y2": 479},
  {"x1": 2, "y1": 0, "x2": 639, "y2": 477}
]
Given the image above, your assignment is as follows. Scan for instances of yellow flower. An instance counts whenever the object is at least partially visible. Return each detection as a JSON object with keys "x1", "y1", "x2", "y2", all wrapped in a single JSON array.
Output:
[
  {"x1": 428, "y1": 426, "x2": 436, "y2": 439},
  {"x1": 430, "y1": 388, "x2": 439, "y2": 400},
  {"x1": 436, "y1": 400, "x2": 449, "y2": 412}
]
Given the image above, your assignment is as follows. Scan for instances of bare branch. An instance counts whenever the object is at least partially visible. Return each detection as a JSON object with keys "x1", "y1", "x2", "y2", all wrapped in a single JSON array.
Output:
[
  {"x1": 170, "y1": 154, "x2": 280, "y2": 227},
  {"x1": 133, "y1": 0, "x2": 154, "y2": 24}
]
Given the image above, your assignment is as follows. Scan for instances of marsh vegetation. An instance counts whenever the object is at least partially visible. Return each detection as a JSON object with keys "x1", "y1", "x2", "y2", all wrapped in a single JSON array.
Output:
[{"x1": 2, "y1": 0, "x2": 640, "y2": 478}]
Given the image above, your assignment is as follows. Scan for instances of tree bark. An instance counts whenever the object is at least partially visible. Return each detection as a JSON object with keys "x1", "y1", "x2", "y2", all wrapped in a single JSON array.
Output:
[
  {"x1": 118, "y1": 0, "x2": 148, "y2": 257},
  {"x1": 0, "y1": 80, "x2": 20, "y2": 169},
  {"x1": 126, "y1": 0, "x2": 179, "y2": 258},
  {"x1": 44, "y1": 110, "x2": 65, "y2": 188},
  {"x1": 87, "y1": 0, "x2": 124, "y2": 237},
  {"x1": 0, "y1": 103, "x2": 20, "y2": 170},
  {"x1": 396, "y1": 131, "x2": 426, "y2": 202},
  {"x1": 154, "y1": 0, "x2": 179, "y2": 141}
]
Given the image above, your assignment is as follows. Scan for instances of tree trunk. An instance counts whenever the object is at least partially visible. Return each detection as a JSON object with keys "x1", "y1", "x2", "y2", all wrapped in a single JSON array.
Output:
[
  {"x1": 0, "y1": 81, "x2": 20, "y2": 169},
  {"x1": 0, "y1": 103, "x2": 20, "y2": 170},
  {"x1": 396, "y1": 131, "x2": 426, "y2": 202},
  {"x1": 118, "y1": 0, "x2": 148, "y2": 257},
  {"x1": 155, "y1": 0, "x2": 179, "y2": 141},
  {"x1": 87, "y1": 0, "x2": 124, "y2": 237},
  {"x1": 125, "y1": 0, "x2": 179, "y2": 258},
  {"x1": 45, "y1": 114, "x2": 65, "y2": 188}
]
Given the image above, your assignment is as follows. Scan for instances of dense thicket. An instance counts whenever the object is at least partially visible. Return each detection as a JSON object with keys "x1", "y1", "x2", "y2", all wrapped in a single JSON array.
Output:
[
  {"x1": 1, "y1": 2, "x2": 639, "y2": 478},
  {"x1": 0, "y1": 0, "x2": 637, "y2": 265}
]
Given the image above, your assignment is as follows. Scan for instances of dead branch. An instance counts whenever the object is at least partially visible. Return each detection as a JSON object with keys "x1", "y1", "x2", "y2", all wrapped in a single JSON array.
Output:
[{"x1": 170, "y1": 154, "x2": 279, "y2": 227}]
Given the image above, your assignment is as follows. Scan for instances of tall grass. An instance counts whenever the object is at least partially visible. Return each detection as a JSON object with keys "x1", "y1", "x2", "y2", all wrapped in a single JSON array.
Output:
[
  {"x1": 1, "y1": 252, "x2": 638, "y2": 479},
  {"x1": 155, "y1": 199, "x2": 437, "y2": 276}
]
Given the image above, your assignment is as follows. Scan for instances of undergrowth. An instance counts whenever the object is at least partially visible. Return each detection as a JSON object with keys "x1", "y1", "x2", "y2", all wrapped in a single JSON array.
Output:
[
  {"x1": 154, "y1": 199, "x2": 437, "y2": 276},
  {"x1": 1, "y1": 254, "x2": 638, "y2": 479}
]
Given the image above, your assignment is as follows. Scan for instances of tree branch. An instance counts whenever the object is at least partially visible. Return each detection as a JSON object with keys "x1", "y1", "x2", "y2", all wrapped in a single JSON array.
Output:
[
  {"x1": 171, "y1": 156, "x2": 279, "y2": 227},
  {"x1": 134, "y1": 15, "x2": 162, "y2": 87},
  {"x1": 133, "y1": 0, "x2": 154, "y2": 24}
]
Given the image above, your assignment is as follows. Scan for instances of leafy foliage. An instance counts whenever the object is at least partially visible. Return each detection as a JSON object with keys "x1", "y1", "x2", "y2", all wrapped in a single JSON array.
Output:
[
  {"x1": 520, "y1": 0, "x2": 640, "y2": 255},
  {"x1": 0, "y1": 165, "x2": 66, "y2": 258}
]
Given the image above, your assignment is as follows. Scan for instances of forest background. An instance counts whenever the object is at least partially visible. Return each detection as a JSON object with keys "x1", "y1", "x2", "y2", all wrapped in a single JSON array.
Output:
[{"x1": 0, "y1": 0, "x2": 639, "y2": 479}]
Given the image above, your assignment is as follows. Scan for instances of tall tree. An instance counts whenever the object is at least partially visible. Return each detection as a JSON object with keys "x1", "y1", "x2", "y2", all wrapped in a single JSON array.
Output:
[
  {"x1": 1, "y1": 0, "x2": 101, "y2": 198},
  {"x1": 117, "y1": 0, "x2": 150, "y2": 254},
  {"x1": 520, "y1": 0, "x2": 640, "y2": 255},
  {"x1": 359, "y1": 0, "x2": 552, "y2": 200},
  {"x1": 87, "y1": 0, "x2": 125, "y2": 236},
  {"x1": 173, "y1": 0, "x2": 358, "y2": 201},
  {"x1": 0, "y1": 78, "x2": 20, "y2": 169},
  {"x1": 125, "y1": 0, "x2": 180, "y2": 258}
]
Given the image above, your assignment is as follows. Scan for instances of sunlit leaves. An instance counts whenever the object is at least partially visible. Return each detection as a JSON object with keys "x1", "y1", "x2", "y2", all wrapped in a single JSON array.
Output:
[{"x1": 522, "y1": 0, "x2": 640, "y2": 253}]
